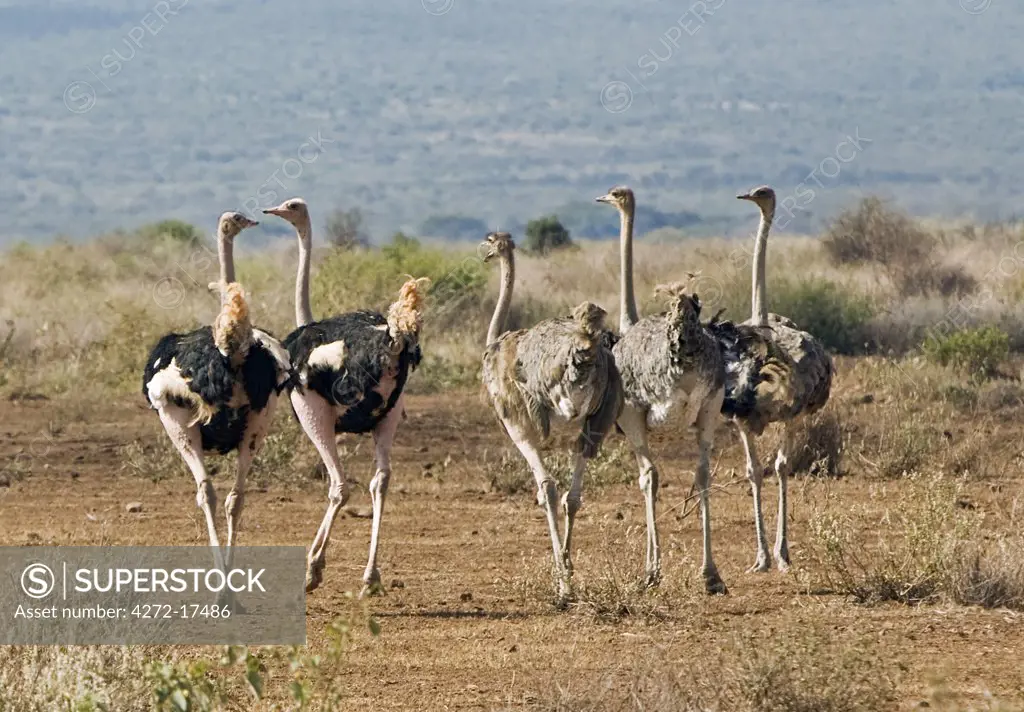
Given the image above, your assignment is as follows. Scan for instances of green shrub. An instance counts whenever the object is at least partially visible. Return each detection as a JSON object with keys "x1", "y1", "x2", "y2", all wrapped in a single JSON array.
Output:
[
  {"x1": 922, "y1": 326, "x2": 1009, "y2": 382},
  {"x1": 311, "y1": 238, "x2": 487, "y2": 330},
  {"x1": 523, "y1": 215, "x2": 573, "y2": 254},
  {"x1": 137, "y1": 219, "x2": 205, "y2": 246},
  {"x1": 770, "y1": 277, "x2": 876, "y2": 355}
]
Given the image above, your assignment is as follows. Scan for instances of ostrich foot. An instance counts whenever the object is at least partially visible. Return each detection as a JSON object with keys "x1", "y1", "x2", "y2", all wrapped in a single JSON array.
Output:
[
  {"x1": 641, "y1": 567, "x2": 662, "y2": 589},
  {"x1": 747, "y1": 554, "x2": 771, "y2": 574},
  {"x1": 305, "y1": 559, "x2": 325, "y2": 593},
  {"x1": 359, "y1": 569, "x2": 385, "y2": 599},
  {"x1": 775, "y1": 545, "x2": 791, "y2": 573},
  {"x1": 704, "y1": 568, "x2": 729, "y2": 595},
  {"x1": 553, "y1": 578, "x2": 573, "y2": 610},
  {"x1": 215, "y1": 588, "x2": 248, "y2": 615}
]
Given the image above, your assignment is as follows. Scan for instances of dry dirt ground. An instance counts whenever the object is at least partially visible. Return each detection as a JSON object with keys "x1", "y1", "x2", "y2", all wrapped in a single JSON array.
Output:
[{"x1": 2, "y1": 385, "x2": 1023, "y2": 711}]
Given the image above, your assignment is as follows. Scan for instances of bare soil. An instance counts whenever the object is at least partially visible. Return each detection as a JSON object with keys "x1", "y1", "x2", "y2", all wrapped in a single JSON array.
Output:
[{"x1": 2, "y1": 389, "x2": 1023, "y2": 711}]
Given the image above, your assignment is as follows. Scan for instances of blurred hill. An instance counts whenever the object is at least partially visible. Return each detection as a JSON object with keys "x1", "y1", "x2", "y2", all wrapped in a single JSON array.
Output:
[{"x1": 0, "y1": 0, "x2": 1019, "y2": 243}]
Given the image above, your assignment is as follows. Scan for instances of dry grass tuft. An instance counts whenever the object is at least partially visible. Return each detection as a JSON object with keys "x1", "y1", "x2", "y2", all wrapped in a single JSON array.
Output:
[
  {"x1": 534, "y1": 631, "x2": 896, "y2": 712},
  {"x1": 784, "y1": 409, "x2": 844, "y2": 477},
  {"x1": 485, "y1": 441, "x2": 636, "y2": 498},
  {"x1": 808, "y1": 475, "x2": 981, "y2": 606},
  {"x1": 945, "y1": 539, "x2": 1024, "y2": 611},
  {"x1": 0, "y1": 646, "x2": 149, "y2": 710}
]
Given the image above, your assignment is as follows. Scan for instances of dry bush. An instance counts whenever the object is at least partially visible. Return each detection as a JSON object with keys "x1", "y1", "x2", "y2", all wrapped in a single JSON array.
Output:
[
  {"x1": 0, "y1": 646, "x2": 149, "y2": 711},
  {"x1": 822, "y1": 197, "x2": 979, "y2": 299},
  {"x1": 568, "y1": 534, "x2": 665, "y2": 623},
  {"x1": 808, "y1": 475, "x2": 977, "y2": 605},
  {"x1": 486, "y1": 450, "x2": 534, "y2": 496},
  {"x1": 823, "y1": 197, "x2": 934, "y2": 290},
  {"x1": 534, "y1": 632, "x2": 896, "y2": 712},
  {"x1": 822, "y1": 197, "x2": 928, "y2": 267},
  {"x1": 978, "y1": 381, "x2": 1024, "y2": 411},
  {"x1": 945, "y1": 539, "x2": 1024, "y2": 611},
  {"x1": 783, "y1": 410, "x2": 844, "y2": 477}
]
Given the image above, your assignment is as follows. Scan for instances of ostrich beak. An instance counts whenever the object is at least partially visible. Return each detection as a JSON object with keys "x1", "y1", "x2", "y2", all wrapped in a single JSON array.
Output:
[
  {"x1": 595, "y1": 194, "x2": 613, "y2": 204},
  {"x1": 262, "y1": 207, "x2": 286, "y2": 217},
  {"x1": 736, "y1": 192, "x2": 753, "y2": 201}
]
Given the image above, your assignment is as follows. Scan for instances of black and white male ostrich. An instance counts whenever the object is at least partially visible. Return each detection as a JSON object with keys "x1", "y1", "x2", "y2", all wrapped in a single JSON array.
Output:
[
  {"x1": 596, "y1": 187, "x2": 727, "y2": 593},
  {"x1": 479, "y1": 231, "x2": 622, "y2": 602},
  {"x1": 143, "y1": 212, "x2": 290, "y2": 556},
  {"x1": 707, "y1": 186, "x2": 833, "y2": 572},
  {"x1": 262, "y1": 198, "x2": 430, "y2": 595}
]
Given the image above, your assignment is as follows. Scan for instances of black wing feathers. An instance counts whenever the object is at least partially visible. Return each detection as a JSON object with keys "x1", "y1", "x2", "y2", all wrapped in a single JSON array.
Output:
[
  {"x1": 143, "y1": 326, "x2": 279, "y2": 412},
  {"x1": 284, "y1": 310, "x2": 420, "y2": 434}
]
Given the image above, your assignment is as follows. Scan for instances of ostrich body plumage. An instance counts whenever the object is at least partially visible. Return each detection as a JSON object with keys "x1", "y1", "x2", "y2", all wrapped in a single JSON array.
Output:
[
  {"x1": 284, "y1": 311, "x2": 421, "y2": 435},
  {"x1": 143, "y1": 326, "x2": 287, "y2": 453}
]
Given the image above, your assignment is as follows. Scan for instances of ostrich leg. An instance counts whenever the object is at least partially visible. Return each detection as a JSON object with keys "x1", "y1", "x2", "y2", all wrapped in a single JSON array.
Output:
[
  {"x1": 224, "y1": 400, "x2": 275, "y2": 568},
  {"x1": 291, "y1": 389, "x2": 351, "y2": 593},
  {"x1": 504, "y1": 421, "x2": 571, "y2": 604},
  {"x1": 774, "y1": 439, "x2": 791, "y2": 571},
  {"x1": 737, "y1": 426, "x2": 771, "y2": 573},
  {"x1": 695, "y1": 402, "x2": 727, "y2": 594},
  {"x1": 158, "y1": 406, "x2": 220, "y2": 549},
  {"x1": 361, "y1": 394, "x2": 404, "y2": 597},
  {"x1": 617, "y1": 406, "x2": 662, "y2": 587},
  {"x1": 562, "y1": 371, "x2": 621, "y2": 575}
]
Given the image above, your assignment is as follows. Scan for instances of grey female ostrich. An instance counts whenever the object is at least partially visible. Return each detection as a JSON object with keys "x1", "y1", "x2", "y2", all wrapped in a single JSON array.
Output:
[
  {"x1": 710, "y1": 185, "x2": 833, "y2": 572},
  {"x1": 480, "y1": 231, "x2": 622, "y2": 602},
  {"x1": 143, "y1": 212, "x2": 290, "y2": 556},
  {"x1": 596, "y1": 187, "x2": 727, "y2": 593},
  {"x1": 262, "y1": 198, "x2": 430, "y2": 595}
]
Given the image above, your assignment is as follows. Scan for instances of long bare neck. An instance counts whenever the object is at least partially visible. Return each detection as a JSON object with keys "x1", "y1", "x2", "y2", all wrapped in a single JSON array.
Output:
[
  {"x1": 751, "y1": 206, "x2": 773, "y2": 327},
  {"x1": 619, "y1": 205, "x2": 639, "y2": 333},
  {"x1": 486, "y1": 251, "x2": 515, "y2": 346},
  {"x1": 218, "y1": 230, "x2": 235, "y2": 284},
  {"x1": 295, "y1": 222, "x2": 314, "y2": 327}
]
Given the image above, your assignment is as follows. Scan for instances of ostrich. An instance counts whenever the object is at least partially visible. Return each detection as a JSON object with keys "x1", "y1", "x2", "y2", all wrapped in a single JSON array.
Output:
[
  {"x1": 595, "y1": 187, "x2": 727, "y2": 593},
  {"x1": 262, "y1": 198, "x2": 430, "y2": 595},
  {"x1": 479, "y1": 231, "x2": 622, "y2": 602},
  {"x1": 708, "y1": 185, "x2": 833, "y2": 572},
  {"x1": 142, "y1": 212, "x2": 291, "y2": 557}
]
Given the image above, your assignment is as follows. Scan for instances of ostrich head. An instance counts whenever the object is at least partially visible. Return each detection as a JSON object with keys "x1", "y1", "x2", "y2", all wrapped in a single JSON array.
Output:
[
  {"x1": 263, "y1": 198, "x2": 311, "y2": 231},
  {"x1": 737, "y1": 185, "x2": 776, "y2": 213},
  {"x1": 480, "y1": 231, "x2": 514, "y2": 263},
  {"x1": 570, "y1": 301, "x2": 608, "y2": 336},
  {"x1": 594, "y1": 186, "x2": 635, "y2": 213},
  {"x1": 654, "y1": 282, "x2": 702, "y2": 318},
  {"x1": 217, "y1": 212, "x2": 258, "y2": 240}
]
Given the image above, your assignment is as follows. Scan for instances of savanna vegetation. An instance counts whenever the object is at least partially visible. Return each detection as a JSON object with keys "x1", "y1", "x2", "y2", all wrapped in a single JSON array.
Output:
[{"x1": 3, "y1": 197, "x2": 1024, "y2": 709}]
